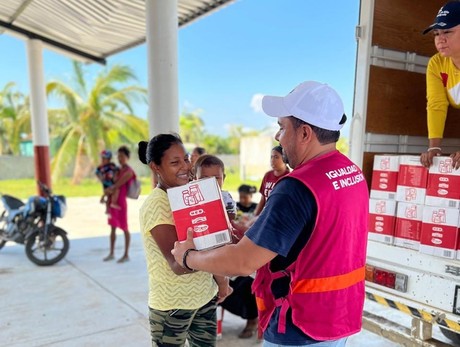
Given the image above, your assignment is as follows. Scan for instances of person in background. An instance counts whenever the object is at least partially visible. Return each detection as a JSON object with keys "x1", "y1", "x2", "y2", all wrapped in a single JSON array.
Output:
[
  {"x1": 138, "y1": 135, "x2": 231, "y2": 347},
  {"x1": 190, "y1": 146, "x2": 206, "y2": 167},
  {"x1": 420, "y1": 1, "x2": 460, "y2": 169},
  {"x1": 95, "y1": 150, "x2": 120, "y2": 211},
  {"x1": 235, "y1": 184, "x2": 258, "y2": 229},
  {"x1": 236, "y1": 184, "x2": 258, "y2": 218},
  {"x1": 194, "y1": 156, "x2": 258, "y2": 339},
  {"x1": 189, "y1": 146, "x2": 206, "y2": 180},
  {"x1": 253, "y1": 145, "x2": 290, "y2": 216},
  {"x1": 194, "y1": 154, "x2": 237, "y2": 220},
  {"x1": 103, "y1": 146, "x2": 135, "y2": 263},
  {"x1": 172, "y1": 81, "x2": 369, "y2": 347}
]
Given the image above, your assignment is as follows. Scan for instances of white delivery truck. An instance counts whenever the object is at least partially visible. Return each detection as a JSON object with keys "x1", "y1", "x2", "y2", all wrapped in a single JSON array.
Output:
[{"x1": 351, "y1": 0, "x2": 460, "y2": 345}]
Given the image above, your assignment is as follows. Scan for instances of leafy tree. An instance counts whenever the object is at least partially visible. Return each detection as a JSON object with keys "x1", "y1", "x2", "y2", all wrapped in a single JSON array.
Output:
[
  {"x1": 179, "y1": 110, "x2": 205, "y2": 145},
  {"x1": 0, "y1": 82, "x2": 31, "y2": 155},
  {"x1": 202, "y1": 134, "x2": 232, "y2": 154},
  {"x1": 47, "y1": 61, "x2": 147, "y2": 184}
]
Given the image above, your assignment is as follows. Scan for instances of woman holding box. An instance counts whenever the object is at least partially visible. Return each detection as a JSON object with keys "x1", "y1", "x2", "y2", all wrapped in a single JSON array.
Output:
[{"x1": 138, "y1": 134, "x2": 231, "y2": 347}]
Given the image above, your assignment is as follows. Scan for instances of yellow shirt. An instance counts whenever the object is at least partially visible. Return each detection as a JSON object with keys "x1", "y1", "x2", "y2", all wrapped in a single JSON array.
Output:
[
  {"x1": 139, "y1": 187, "x2": 217, "y2": 310},
  {"x1": 426, "y1": 53, "x2": 460, "y2": 139}
]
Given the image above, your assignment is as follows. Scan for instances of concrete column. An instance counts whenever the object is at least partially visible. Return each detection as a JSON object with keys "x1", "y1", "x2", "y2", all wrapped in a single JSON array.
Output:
[
  {"x1": 27, "y1": 39, "x2": 51, "y2": 193},
  {"x1": 146, "y1": 0, "x2": 179, "y2": 137}
]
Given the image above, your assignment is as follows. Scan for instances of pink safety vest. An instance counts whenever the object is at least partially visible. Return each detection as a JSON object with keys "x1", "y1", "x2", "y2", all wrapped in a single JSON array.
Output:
[{"x1": 252, "y1": 150, "x2": 369, "y2": 341}]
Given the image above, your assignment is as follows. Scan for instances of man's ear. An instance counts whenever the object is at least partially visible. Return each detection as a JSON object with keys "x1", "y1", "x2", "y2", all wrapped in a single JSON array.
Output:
[{"x1": 301, "y1": 124, "x2": 313, "y2": 142}]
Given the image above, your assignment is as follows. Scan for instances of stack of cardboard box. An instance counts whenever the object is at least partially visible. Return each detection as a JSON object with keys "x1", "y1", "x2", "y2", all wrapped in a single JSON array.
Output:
[{"x1": 369, "y1": 155, "x2": 460, "y2": 260}]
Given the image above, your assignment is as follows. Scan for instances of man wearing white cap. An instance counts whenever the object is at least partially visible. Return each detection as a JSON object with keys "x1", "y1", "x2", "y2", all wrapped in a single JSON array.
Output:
[{"x1": 172, "y1": 81, "x2": 369, "y2": 346}]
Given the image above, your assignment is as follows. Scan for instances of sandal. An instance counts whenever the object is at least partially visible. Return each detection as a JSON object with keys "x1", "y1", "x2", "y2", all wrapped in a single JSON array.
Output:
[
  {"x1": 117, "y1": 255, "x2": 129, "y2": 263},
  {"x1": 103, "y1": 254, "x2": 114, "y2": 261}
]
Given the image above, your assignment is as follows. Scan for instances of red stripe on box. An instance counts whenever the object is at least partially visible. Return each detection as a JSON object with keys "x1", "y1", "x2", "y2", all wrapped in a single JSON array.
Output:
[{"x1": 173, "y1": 199, "x2": 229, "y2": 241}]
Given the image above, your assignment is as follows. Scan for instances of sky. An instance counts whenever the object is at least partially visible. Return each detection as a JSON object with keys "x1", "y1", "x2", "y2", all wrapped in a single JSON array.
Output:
[{"x1": 0, "y1": 0, "x2": 360, "y2": 138}]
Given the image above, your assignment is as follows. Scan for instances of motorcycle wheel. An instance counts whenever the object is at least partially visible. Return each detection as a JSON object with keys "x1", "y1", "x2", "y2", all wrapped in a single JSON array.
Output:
[
  {"x1": 0, "y1": 211, "x2": 7, "y2": 250},
  {"x1": 25, "y1": 226, "x2": 70, "y2": 266},
  {"x1": 0, "y1": 228, "x2": 7, "y2": 250}
]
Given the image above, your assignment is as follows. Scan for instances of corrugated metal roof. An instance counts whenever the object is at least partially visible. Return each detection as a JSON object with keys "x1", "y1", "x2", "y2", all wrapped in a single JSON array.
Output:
[{"x1": 0, "y1": 0, "x2": 236, "y2": 64}]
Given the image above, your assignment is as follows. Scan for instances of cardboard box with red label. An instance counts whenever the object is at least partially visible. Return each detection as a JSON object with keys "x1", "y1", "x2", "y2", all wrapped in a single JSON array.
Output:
[
  {"x1": 370, "y1": 155, "x2": 400, "y2": 200},
  {"x1": 395, "y1": 155, "x2": 428, "y2": 205},
  {"x1": 167, "y1": 177, "x2": 232, "y2": 250},
  {"x1": 425, "y1": 156, "x2": 460, "y2": 208},
  {"x1": 394, "y1": 202, "x2": 423, "y2": 250},
  {"x1": 369, "y1": 199, "x2": 397, "y2": 244},
  {"x1": 419, "y1": 206, "x2": 459, "y2": 259}
]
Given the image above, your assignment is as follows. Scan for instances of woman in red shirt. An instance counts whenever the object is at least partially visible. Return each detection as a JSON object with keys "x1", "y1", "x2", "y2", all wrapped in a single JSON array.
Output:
[{"x1": 254, "y1": 145, "x2": 290, "y2": 216}]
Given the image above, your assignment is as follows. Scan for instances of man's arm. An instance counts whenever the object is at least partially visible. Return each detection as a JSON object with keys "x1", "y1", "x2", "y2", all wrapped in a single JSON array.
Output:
[{"x1": 172, "y1": 229, "x2": 276, "y2": 277}]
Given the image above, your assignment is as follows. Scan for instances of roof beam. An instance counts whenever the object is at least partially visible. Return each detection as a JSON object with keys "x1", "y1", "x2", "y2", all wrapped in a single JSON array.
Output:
[{"x1": 0, "y1": 19, "x2": 106, "y2": 64}]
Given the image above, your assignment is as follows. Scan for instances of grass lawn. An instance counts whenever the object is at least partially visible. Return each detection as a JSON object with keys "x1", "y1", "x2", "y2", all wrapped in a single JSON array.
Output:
[{"x1": 0, "y1": 172, "x2": 260, "y2": 199}]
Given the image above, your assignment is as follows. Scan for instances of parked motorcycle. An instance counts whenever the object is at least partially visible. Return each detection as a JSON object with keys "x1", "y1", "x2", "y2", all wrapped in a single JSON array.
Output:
[{"x1": 0, "y1": 181, "x2": 70, "y2": 265}]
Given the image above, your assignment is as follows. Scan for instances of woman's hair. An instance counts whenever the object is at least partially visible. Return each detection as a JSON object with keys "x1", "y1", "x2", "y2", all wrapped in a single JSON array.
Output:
[
  {"x1": 272, "y1": 145, "x2": 283, "y2": 155},
  {"x1": 194, "y1": 154, "x2": 225, "y2": 172},
  {"x1": 193, "y1": 146, "x2": 206, "y2": 156},
  {"x1": 118, "y1": 145, "x2": 130, "y2": 158},
  {"x1": 272, "y1": 145, "x2": 287, "y2": 164},
  {"x1": 138, "y1": 133, "x2": 183, "y2": 165},
  {"x1": 238, "y1": 184, "x2": 256, "y2": 194}
]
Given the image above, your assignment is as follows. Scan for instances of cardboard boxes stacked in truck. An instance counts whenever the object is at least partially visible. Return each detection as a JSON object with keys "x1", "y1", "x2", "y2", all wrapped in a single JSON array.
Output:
[
  {"x1": 369, "y1": 155, "x2": 460, "y2": 259},
  {"x1": 420, "y1": 156, "x2": 460, "y2": 259},
  {"x1": 369, "y1": 155, "x2": 400, "y2": 245}
]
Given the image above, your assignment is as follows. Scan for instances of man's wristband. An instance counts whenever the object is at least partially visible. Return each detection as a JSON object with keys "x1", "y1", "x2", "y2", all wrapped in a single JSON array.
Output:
[
  {"x1": 183, "y1": 248, "x2": 197, "y2": 272},
  {"x1": 427, "y1": 147, "x2": 442, "y2": 152}
]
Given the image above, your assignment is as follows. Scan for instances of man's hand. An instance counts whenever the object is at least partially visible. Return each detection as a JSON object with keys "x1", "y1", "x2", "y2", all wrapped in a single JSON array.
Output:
[
  {"x1": 450, "y1": 151, "x2": 460, "y2": 170},
  {"x1": 171, "y1": 227, "x2": 196, "y2": 267},
  {"x1": 420, "y1": 148, "x2": 441, "y2": 168}
]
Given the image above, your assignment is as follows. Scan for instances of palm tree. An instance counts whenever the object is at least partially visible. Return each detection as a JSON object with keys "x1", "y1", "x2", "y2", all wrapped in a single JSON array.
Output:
[
  {"x1": 0, "y1": 82, "x2": 31, "y2": 155},
  {"x1": 179, "y1": 110, "x2": 205, "y2": 145},
  {"x1": 47, "y1": 61, "x2": 147, "y2": 184}
]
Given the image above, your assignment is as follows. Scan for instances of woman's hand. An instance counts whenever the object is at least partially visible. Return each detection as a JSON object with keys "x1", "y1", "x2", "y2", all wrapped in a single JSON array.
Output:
[
  {"x1": 230, "y1": 217, "x2": 257, "y2": 243},
  {"x1": 215, "y1": 276, "x2": 233, "y2": 303}
]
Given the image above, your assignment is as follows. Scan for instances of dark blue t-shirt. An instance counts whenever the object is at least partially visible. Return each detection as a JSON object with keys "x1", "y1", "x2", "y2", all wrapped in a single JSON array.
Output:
[{"x1": 246, "y1": 177, "x2": 321, "y2": 345}]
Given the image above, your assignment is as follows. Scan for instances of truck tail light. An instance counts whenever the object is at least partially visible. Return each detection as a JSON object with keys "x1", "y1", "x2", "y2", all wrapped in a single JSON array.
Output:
[{"x1": 365, "y1": 264, "x2": 408, "y2": 292}]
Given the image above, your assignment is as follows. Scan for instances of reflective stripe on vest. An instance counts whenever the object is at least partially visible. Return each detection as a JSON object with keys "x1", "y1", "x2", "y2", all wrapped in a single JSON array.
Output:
[
  {"x1": 292, "y1": 266, "x2": 365, "y2": 294},
  {"x1": 256, "y1": 297, "x2": 266, "y2": 311}
]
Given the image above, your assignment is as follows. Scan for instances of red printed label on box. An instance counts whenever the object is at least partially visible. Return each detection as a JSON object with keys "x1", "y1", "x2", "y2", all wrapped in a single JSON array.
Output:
[
  {"x1": 419, "y1": 206, "x2": 459, "y2": 259},
  {"x1": 370, "y1": 155, "x2": 399, "y2": 200},
  {"x1": 425, "y1": 156, "x2": 460, "y2": 207},
  {"x1": 397, "y1": 156, "x2": 428, "y2": 188},
  {"x1": 173, "y1": 199, "x2": 229, "y2": 240},
  {"x1": 368, "y1": 199, "x2": 396, "y2": 244},
  {"x1": 167, "y1": 177, "x2": 231, "y2": 250},
  {"x1": 394, "y1": 202, "x2": 422, "y2": 250},
  {"x1": 396, "y1": 156, "x2": 428, "y2": 204}
]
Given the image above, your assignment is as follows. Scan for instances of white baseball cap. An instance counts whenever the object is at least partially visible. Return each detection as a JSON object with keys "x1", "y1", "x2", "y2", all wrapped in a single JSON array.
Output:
[{"x1": 261, "y1": 81, "x2": 345, "y2": 131}]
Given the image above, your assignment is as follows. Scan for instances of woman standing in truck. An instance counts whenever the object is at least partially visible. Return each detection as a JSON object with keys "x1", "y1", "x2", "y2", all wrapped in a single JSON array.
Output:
[{"x1": 420, "y1": 1, "x2": 460, "y2": 169}]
